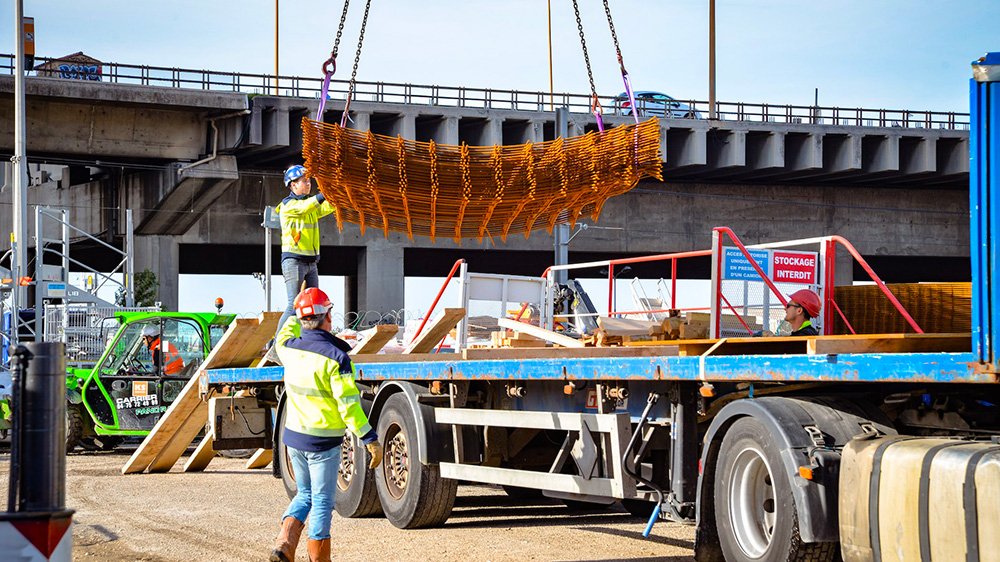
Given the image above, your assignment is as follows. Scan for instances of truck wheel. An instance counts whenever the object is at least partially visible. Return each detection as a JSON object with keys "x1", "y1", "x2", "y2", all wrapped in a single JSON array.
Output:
[
  {"x1": 66, "y1": 405, "x2": 84, "y2": 453},
  {"x1": 277, "y1": 405, "x2": 297, "y2": 500},
  {"x1": 335, "y1": 433, "x2": 383, "y2": 518},
  {"x1": 714, "y1": 417, "x2": 835, "y2": 562},
  {"x1": 374, "y1": 394, "x2": 456, "y2": 528}
]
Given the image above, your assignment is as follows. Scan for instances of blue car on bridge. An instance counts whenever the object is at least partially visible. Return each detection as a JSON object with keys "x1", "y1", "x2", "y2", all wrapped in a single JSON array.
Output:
[{"x1": 614, "y1": 91, "x2": 703, "y2": 119}]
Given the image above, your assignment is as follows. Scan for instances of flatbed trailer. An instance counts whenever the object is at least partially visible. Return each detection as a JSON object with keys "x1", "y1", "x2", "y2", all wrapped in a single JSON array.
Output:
[{"x1": 199, "y1": 55, "x2": 1000, "y2": 561}]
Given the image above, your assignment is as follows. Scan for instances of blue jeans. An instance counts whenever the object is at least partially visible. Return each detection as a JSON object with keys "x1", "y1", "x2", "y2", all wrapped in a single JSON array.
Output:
[
  {"x1": 277, "y1": 257, "x2": 319, "y2": 338},
  {"x1": 283, "y1": 445, "x2": 342, "y2": 540}
]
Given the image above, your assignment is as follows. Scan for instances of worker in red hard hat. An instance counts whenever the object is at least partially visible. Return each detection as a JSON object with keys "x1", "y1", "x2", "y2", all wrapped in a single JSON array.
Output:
[
  {"x1": 783, "y1": 289, "x2": 821, "y2": 336},
  {"x1": 270, "y1": 287, "x2": 382, "y2": 562}
]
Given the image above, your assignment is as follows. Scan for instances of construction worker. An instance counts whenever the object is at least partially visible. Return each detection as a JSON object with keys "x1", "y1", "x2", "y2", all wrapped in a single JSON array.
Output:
[
  {"x1": 270, "y1": 287, "x2": 383, "y2": 562},
  {"x1": 781, "y1": 288, "x2": 821, "y2": 336},
  {"x1": 140, "y1": 325, "x2": 184, "y2": 375},
  {"x1": 273, "y1": 164, "x2": 336, "y2": 343}
]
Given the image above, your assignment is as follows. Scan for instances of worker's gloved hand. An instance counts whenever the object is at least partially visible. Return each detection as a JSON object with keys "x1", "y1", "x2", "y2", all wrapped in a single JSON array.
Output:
[{"x1": 366, "y1": 442, "x2": 383, "y2": 469}]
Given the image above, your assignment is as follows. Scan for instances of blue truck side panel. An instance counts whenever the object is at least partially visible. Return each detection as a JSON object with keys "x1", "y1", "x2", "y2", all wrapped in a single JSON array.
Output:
[
  {"x1": 971, "y1": 61, "x2": 1000, "y2": 367},
  {"x1": 205, "y1": 351, "x2": 992, "y2": 386}
]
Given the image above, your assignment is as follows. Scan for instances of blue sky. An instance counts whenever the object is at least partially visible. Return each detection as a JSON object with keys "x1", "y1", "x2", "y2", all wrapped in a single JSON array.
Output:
[{"x1": 10, "y1": 1, "x2": 999, "y2": 318}]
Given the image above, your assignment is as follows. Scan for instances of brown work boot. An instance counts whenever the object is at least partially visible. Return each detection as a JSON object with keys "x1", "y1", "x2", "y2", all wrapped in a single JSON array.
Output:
[
  {"x1": 269, "y1": 517, "x2": 304, "y2": 562},
  {"x1": 307, "y1": 538, "x2": 331, "y2": 562}
]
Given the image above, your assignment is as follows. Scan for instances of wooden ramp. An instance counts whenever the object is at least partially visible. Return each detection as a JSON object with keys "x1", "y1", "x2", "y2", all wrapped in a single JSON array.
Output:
[
  {"x1": 125, "y1": 314, "x2": 402, "y2": 475},
  {"x1": 122, "y1": 313, "x2": 282, "y2": 474}
]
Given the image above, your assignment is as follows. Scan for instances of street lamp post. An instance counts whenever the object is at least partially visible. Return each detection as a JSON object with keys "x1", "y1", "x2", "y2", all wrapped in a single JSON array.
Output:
[{"x1": 708, "y1": 0, "x2": 716, "y2": 119}]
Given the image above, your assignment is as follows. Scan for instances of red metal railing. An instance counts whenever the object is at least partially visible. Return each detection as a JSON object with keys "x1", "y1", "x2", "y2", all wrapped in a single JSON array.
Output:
[{"x1": 411, "y1": 259, "x2": 465, "y2": 341}]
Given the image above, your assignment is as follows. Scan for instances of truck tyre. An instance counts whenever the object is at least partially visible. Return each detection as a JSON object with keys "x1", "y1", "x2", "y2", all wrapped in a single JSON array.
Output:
[
  {"x1": 714, "y1": 417, "x2": 835, "y2": 562},
  {"x1": 374, "y1": 394, "x2": 456, "y2": 528},
  {"x1": 335, "y1": 433, "x2": 383, "y2": 518},
  {"x1": 277, "y1": 405, "x2": 297, "y2": 499},
  {"x1": 66, "y1": 404, "x2": 84, "y2": 453}
]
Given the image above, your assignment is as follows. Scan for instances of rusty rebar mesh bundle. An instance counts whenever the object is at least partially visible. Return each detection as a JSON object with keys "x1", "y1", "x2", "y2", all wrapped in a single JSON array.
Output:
[{"x1": 301, "y1": 117, "x2": 662, "y2": 242}]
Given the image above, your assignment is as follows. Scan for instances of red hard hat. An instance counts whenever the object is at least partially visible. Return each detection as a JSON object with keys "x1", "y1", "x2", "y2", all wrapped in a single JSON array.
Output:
[
  {"x1": 788, "y1": 289, "x2": 821, "y2": 318},
  {"x1": 294, "y1": 287, "x2": 332, "y2": 319}
]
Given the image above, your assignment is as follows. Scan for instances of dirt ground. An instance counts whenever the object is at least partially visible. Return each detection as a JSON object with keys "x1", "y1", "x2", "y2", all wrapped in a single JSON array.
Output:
[{"x1": 1, "y1": 448, "x2": 696, "y2": 562}]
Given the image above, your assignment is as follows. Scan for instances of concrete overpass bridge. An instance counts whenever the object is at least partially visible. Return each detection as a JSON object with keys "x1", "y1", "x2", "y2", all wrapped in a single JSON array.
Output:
[{"x1": 0, "y1": 55, "x2": 972, "y2": 314}]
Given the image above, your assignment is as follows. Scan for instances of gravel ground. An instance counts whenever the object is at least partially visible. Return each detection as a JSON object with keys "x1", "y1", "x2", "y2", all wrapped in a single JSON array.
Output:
[{"x1": 1, "y1": 449, "x2": 696, "y2": 562}]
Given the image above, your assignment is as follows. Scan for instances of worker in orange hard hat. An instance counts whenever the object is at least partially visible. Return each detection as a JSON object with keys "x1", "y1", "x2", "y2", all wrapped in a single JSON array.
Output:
[{"x1": 782, "y1": 289, "x2": 821, "y2": 336}]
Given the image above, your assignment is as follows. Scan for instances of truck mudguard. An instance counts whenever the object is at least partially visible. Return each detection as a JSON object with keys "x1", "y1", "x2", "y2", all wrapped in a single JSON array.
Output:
[{"x1": 696, "y1": 396, "x2": 895, "y2": 544}]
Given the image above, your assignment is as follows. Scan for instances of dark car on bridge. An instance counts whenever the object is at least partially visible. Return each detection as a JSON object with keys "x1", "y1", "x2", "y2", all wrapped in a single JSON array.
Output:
[{"x1": 614, "y1": 91, "x2": 703, "y2": 119}]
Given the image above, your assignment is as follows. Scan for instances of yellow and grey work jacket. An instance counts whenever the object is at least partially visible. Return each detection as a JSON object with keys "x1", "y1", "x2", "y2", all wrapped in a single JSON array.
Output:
[
  {"x1": 276, "y1": 316, "x2": 377, "y2": 451},
  {"x1": 275, "y1": 193, "x2": 335, "y2": 262}
]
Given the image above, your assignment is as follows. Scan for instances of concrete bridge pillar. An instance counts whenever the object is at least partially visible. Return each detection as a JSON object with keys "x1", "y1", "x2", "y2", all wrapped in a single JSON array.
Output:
[
  {"x1": 134, "y1": 236, "x2": 179, "y2": 311},
  {"x1": 353, "y1": 239, "x2": 404, "y2": 323}
]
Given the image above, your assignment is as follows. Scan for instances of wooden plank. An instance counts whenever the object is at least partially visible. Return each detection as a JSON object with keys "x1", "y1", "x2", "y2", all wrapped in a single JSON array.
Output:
[
  {"x1": 496, "y1": 317, "x2": 584, "y2": 349},
  {"x1": 246, "y1": 448, "x2": 274, "y2": 469},
  {"x1": 122, "y1": 371, "x2": 204, "y2": 474},
  {"x1": 355, "y1": 353, "x2": 448, "y2": 365},
  {"x1": 350, "y1": 324, "x2": 398, "y2": 356},
  {"x1": 596, "y1": 317, "x2": 662, "y2": 337},
  {"x1": 123, "y1": 313, "x2": 278, "y2": 475},
  {"x1": 404, "y1": 308, "x2": 466, "y2": 354},
  {"x1": 807, "y1": 333, "x2": 970, "y2": 355},
  {"x1": 182, "y1": 434, "x2": 216, "y2": 472},
  {"x1": 147, "y1": 401, "x2": 209, "y2": 473}
]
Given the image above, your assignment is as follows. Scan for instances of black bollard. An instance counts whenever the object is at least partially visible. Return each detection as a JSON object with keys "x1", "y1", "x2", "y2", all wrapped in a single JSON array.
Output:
[{"x1": 17, "y1": 342, "x2": 67, "y2": 512}]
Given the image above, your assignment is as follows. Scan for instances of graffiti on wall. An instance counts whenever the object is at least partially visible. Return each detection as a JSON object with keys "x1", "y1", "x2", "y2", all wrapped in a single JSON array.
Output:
[{"x1": 57, "y1": 63, "x2": 101, "y2": 81}]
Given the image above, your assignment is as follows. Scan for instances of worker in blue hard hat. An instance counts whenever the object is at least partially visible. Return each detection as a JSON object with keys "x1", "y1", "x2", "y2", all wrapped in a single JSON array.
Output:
[{"x1": 270, "y1": 165, "x2": 336, "y2": 356}]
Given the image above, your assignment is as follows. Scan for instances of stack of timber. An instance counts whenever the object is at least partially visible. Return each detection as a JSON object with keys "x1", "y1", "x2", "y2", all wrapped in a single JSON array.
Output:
[{"x1": 832, "y1": 282, "x2": 971, "y2": 335}]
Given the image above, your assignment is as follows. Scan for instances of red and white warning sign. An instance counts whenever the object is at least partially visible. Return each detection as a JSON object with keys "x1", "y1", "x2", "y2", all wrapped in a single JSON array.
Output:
[
  {"x1": 0, "y1": 515, "x2": 73, "y2": 561},
  {"x1": 771, "y1": 251, "x2": 817, "y2": 284}
]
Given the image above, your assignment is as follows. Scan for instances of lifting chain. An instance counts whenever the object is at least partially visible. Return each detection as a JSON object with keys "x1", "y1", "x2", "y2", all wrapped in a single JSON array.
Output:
[
  {"x1": 347, "y1": 0, "x2": 372, "y2": 93},
  {"x1": 340, "y1": 0, "x2": 373, "y2": 127},
  {"x1": 602, "y1": 0, "x2": 626, "y2": 74},
  {"x1": 571, "y1": 0, "x2": 599, "y2": 109},
  {"x1": 323, "y1": 0, "x2": 353, "y2": 76}
]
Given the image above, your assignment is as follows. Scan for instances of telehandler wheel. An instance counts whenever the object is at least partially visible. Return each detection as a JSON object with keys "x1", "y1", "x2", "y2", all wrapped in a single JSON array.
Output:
[
  {"x1": 714, "y1": 417, "x2": 836, "y2": 562},
  {"x1": 66, "y1": 404, "x2": 84, "y2": 453},
  {"x1": 335, "y1": 433, "x2": 383, "y2": 518},
  {"x1": 374, "y1": 394, "x2": 456, "y2": 528}
]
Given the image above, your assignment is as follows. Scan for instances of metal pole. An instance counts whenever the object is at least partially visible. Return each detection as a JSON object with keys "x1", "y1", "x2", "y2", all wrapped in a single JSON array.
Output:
[
  {"x1": 547, "y1": 0, "x2": 554, "y2": 112},
  {"x1": 11, "y1": 0, "x2": 29, "y2": 346},
  {"x1": 274, "y1": 0, "x2": 279, "y2": 95},
  {"x1": 125, "y1": 210, "x2": 135, "y2": 306},
  {"x1": 708, "y1": 0, "x2": 716, "y2": 120},
  {"x1": 553, "y1": 107, "x2": 570, "y2": 284},
  {"x1": 33, "y1": 206, "x2": 42, "y2": 340},
  {"x1": 264, "y1": 218, "x2": 272, "y2": 312}
]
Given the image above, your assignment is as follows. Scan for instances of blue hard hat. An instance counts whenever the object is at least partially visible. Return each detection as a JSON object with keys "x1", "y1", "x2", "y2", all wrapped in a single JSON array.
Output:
[{"x1": 284, "y1": 165, "x2": 307, "y2": 186}]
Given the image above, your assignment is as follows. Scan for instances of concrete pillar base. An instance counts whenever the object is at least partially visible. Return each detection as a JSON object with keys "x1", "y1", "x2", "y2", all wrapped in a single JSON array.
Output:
[
  {"x1": 356, "y1": 240, "x2": 404, "y2": 326},
  {"x1": 134, "y1": 235, "x2": 179, "y2": 311}
]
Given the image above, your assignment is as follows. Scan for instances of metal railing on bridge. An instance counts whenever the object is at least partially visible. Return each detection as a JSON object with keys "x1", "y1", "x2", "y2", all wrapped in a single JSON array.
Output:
[{"x1": 1, "y1": 54, "x2": 969, "y2": 130}]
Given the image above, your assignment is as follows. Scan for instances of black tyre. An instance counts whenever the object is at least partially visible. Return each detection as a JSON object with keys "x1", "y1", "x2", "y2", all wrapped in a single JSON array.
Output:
[
  {"x1": 375, "y1": 394, "x2": 457, "y2": 528},
  {"x1": 622, "y1": 498, "x2": 657, "y2": 519},
  {"x1": 277, "y1": 404, "x2": 297, "y2": 499},
  {"x1": 66, "y1": 404, "x2": 84, "y2": 453},
  {"x1": 335, "y1": 433, "x2": 383, "y2": 518},
  {"x1": 714, "y1": 417, "x2": 835, "y2": 562}
]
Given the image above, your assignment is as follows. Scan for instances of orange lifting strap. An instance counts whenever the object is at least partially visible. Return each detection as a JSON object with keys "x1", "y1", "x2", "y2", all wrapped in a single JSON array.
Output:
[{"x1": 301, "y1": 117, "x2": 662, "y2": 242}]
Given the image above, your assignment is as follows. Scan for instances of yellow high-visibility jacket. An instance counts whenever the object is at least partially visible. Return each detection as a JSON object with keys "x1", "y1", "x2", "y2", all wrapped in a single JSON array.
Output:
[
  {"x1": 275, "y1": 193, "x2": 335, "y2": 261},
  {"x1": 276, "y1": 316, "x2": 376, "y2": 449}
]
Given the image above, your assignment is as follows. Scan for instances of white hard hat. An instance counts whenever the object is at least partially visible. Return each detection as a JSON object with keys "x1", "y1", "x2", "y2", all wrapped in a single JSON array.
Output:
[{"x1": 141, "y1": 325, "x2": 158, "y2": 338}]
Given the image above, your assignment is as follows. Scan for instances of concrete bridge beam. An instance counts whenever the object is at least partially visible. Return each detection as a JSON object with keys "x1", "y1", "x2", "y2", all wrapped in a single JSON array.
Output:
[{"x1": 134, "y1": 156, "x2": 240, "y2": 236}]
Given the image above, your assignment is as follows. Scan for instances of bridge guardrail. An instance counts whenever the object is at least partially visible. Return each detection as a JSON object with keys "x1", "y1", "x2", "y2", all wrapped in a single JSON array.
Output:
[{"x1": 1, "y1": 54, "x2": 969, "y2": 130}]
